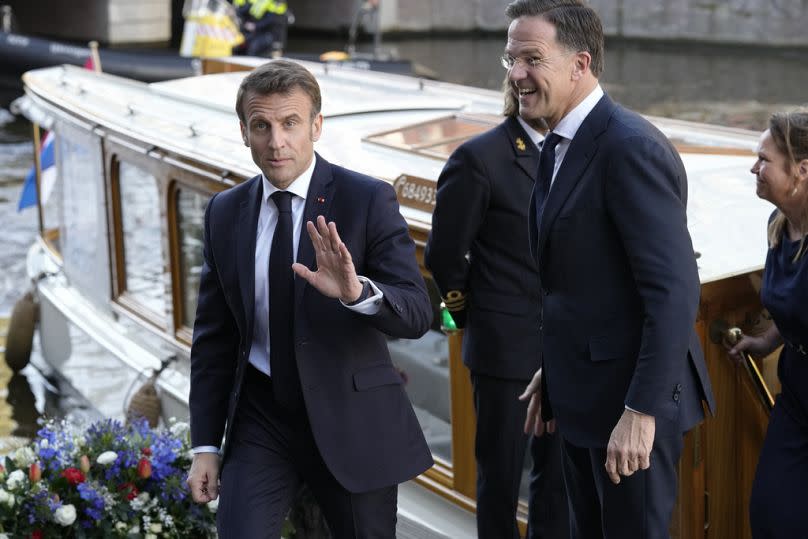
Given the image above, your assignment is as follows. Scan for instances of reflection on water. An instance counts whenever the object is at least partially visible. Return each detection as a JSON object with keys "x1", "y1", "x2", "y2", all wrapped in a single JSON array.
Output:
[{"x1": 0, "y1": 317, "x2": 97, "y2": 454}]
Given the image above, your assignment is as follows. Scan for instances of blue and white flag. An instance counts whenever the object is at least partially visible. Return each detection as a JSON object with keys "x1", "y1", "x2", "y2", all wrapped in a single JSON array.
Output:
[{"x1": 18, "y1": 131, "x2": 56, "y2": 211}]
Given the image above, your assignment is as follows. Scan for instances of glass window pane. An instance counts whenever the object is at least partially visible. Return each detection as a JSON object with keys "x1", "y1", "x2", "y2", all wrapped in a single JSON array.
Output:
[
  {"x1": 388, "y1": 277, "x2": 451, "y2": 464},
  {"x1": 365, "y1": 115, "x2": 499, "y2": 160},
  {"x1": 59, "y1": 130, "x2": 109, "y2": 308},
  {"x1": 175, "y1": 187, "x2": 209, "y2": 328},
  {"x1": 118, "y1": 161, "x2": 166, "y2": 316}
]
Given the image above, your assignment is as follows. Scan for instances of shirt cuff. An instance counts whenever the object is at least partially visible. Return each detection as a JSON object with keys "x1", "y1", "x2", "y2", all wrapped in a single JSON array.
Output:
[
  {"x1": 192, "y1": 445, "x2": 220, "y2": 454},
  {"x1": 341, "y1": 276, "x2": 383, "y2": 315}
]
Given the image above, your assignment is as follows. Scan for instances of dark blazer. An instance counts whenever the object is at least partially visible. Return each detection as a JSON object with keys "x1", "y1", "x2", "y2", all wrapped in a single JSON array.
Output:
[
  {"x1": 425, "y1": 116, "x2": 542, "y2": 380},
  {"x1": 529, "y1": 94, "x2": 716, "y2": 447},
  {"x1": 189, "y1": 154, "x2": 434, "y2": 493}
]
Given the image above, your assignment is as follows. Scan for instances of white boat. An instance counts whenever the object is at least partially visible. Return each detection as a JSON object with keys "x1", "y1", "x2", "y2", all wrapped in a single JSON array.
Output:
[{"x1": 14, "y1": 57, "x2": 775, "y2": 538}]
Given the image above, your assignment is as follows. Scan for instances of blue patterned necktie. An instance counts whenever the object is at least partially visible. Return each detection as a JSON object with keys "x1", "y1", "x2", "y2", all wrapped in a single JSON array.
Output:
[
  {"x1": 535, "y1": 132, "x2": 563, "y2": 228},
  {"x1": 268, "y1": 191, "x2": 302, "y2": 410}
]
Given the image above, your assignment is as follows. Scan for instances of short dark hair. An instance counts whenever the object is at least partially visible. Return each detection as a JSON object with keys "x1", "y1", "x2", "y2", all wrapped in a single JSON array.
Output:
[
  {"x1": 505, "y1": 0, "x2": 604, "y2": 77},
  {"x1": 235, "y1": 60, "x2": 322, "y2": 123}
]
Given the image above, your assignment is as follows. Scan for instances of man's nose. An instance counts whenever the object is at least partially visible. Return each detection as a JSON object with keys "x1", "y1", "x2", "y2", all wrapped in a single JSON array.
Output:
[{"x1": 508, "y1": 63, "x2": 527, "y2": 82}]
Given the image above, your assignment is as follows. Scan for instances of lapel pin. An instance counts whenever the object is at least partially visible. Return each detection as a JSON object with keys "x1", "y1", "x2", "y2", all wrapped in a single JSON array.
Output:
[
  {"x1": 316, "y1": 196, "x2": 326, "y2": 204},
  {"x1": 516, "y1": 137, "x2": 526, "y2": 151}
]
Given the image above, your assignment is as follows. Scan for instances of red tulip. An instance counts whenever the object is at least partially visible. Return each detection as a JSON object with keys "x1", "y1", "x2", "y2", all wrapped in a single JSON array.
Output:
[
  {"x1": 29, "y1": 462, "x2": 41, "y2": 483},
  {"x1": 79, "y1": 455, "x2": 91, "y2": 473},
  {"x1": 141, "y1": 447, "x2": 153, "y2": 456},
  {"x1": 137, "y1": 457, "x2": 152, "y2": 479},
  {"x1": 31, "y1": 531, "x2": 43, "y2": 539},
  {"x1": 61, "y1": 467, "x2": 86, "y2": 486}
]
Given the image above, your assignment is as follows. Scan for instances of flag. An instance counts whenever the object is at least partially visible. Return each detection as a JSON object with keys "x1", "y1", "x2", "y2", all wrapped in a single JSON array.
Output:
[{"x1": 18, "y1": 131, "x2": 56, "y2": 212}]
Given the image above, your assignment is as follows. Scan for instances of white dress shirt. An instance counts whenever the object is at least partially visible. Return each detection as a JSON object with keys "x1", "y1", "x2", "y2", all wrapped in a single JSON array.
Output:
[
  {"x1": 517, "y1": 84, "x2": 604, "y2": 186},
  {"x1": 545, "y1": 84, "x2": 604, "y2": 185},
  {"x1": 193, "y1": 155, "x2": 383, "y2": 454}
]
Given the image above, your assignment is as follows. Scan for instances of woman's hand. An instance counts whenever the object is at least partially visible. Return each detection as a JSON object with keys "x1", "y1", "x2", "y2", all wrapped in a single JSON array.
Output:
[{"x1": 725, "y1": 324, "x2": 782, "y2": 364}]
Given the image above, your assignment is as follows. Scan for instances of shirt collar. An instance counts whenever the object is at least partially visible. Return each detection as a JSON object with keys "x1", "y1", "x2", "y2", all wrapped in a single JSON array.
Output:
[
  {"x1": 261, "y1": 154, "x2": 317, "y2": 202},
  {"x1": 516, "y1": 116, "x2": 544, "y2": 147},
  {"x1": 552, "y1": 84, "x2": 604, "y2": 142}
]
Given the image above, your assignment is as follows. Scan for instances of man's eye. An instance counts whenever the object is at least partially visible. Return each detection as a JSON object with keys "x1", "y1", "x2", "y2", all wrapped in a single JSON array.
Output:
[{"x1": 528, "y1": 57, "x2": 544, "y2": 67}]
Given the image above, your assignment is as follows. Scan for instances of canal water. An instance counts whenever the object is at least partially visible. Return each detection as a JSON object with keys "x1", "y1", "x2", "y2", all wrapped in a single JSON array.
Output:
[{"x1": 0, "y1": 35, "x2": 805, "y2": 444}]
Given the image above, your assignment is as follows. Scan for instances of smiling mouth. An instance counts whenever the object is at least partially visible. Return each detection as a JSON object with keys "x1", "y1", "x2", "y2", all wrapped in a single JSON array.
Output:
[{"x1": 518, "y1": 88, "x2": 537, "y2": 96}]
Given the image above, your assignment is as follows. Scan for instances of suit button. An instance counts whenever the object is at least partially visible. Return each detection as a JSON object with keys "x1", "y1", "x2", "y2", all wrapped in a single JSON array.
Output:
[{"x1": 673, "y1": 393, "x2": 680, "y2": 402}]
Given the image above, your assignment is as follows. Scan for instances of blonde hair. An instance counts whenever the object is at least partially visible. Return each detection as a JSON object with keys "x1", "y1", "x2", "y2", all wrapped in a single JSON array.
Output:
[{"x1": 766, "y1": 110, "x2": 808, "y2": 261}]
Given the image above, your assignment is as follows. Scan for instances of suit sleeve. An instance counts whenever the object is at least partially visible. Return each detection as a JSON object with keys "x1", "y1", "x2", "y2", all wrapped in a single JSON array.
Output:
[
  {"x1": 358, "y1": 181, "x2": 434, "y2": 339},
  {"x1": 423, "y1": 145, "x2": 491, "y2": 328},
  {"x1": 605, "y1": 136, "x2": 700, "y2": 419},
  {"x1": 189, "y1": 193, "x2": 240, "y2": 448}
]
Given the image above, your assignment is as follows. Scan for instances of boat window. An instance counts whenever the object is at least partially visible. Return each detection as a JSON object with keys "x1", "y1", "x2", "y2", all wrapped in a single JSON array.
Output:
[
  {"x1": 175, "y1": 186, "x2": 209, "y2": 330},
  {"x1": 364, "y1": 114, "x2": 499, "y2": 160},
  {"x1": 388, "y1": 277, "x2": 452, "y2": 466},
  {"x1": 56, "y1": 123, "x2": 110, "y2": 308},
  {"x1": 116, "y1": 161, "x2": 167, "y2": 319}
]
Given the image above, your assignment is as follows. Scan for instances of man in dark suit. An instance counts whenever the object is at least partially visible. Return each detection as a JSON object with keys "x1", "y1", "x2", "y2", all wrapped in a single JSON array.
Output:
[
  {"x1": 424, "y1": 84, "x2": 567, "y2": 538},
  {"x1": 506, "y1": 1, "x2": 716, "y2": 537},
  {"x1": 185, "y1": 60, "x2": 434, "y2": 538}
]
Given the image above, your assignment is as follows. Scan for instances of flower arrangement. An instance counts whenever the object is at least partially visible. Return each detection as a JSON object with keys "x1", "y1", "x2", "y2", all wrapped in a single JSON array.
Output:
[{"x1": 0, "y1": 417, "x2": 216, "y2": 538}]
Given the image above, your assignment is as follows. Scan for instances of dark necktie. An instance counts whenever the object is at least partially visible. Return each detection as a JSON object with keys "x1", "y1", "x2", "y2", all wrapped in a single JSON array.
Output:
[
  {"x1": 535, "y1": 132, "x2": 563, "y2": 228},
  {"x1": 268, "y1": 191, "x2": 302, "y2": 410}
]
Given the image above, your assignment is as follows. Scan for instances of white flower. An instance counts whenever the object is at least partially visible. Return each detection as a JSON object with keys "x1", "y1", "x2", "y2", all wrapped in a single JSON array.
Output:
[
  {"x1": 207, "y1": 497, "x2": 219, "y2": 513},
  {"x1": 129, "y1": 525, "x2": 140, "y2": 534},
  {"x1": 115, "y1": 522, "x2": 128, "y2": 532},
  {"x1": 145, "y1": 534, "x2": 157, "y2": 539},
  {"x1": 96, "y1": 451, "x2": 118, "y2": 465},
  {"x1": 130, "y1": 491, "x2": 151, "y2": 511},
  {"x1": 0, "y1": 488, "x2": 15, "y2": 508},
  {"x1": 150, "y1": 523, "x2": 163, "y2": 533},
  {"x1": 6, "y1": 470, "x2": 26, "y2": 490},
  {"x1": 11, "y1": 447, "x2": 36, "y2": 467},
  {"x1": 0, "y1": 532, "x2": 9, "y2": 538},
  {"x1": 54, "y1": 504, "x2": 77, "y2": 526},
  {"x1": 169, "y1": 421, "x2": 190, "y2": 438}
]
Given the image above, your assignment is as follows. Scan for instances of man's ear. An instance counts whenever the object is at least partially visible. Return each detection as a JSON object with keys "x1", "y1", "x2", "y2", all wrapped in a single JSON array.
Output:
[
  {"x1": 798, "y1": 159, "x2": 808, "y2": 181},
  {"x1": 571, "y1": 51, "x2": 591, "y2": 80},
  {"x1": 239, "y1": 121, "x2": 249, "y2": 147},
  {"x1": 310, "y1": 113, "x2": 323, "y2": 142}
]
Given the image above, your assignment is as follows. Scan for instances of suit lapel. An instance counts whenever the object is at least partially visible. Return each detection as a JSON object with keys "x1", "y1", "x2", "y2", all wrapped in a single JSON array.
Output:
[
  {"x1": 294, "y1": 154, "x2": 336, "y2": 306},
  {"x1": 504, "y1": 116, "x2": 540, "y2": 181},
  {"x1": 237, "y1": 176, "x2": 263, "y2": 333},
  {"x1": 537, "y1": 94, "x2": 616, "y2": 259}
]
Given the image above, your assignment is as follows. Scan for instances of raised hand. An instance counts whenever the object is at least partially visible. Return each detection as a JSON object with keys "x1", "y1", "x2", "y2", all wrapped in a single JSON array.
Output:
[{"x1": 293, "y1": 215, "x2": 363, "y2": 303}]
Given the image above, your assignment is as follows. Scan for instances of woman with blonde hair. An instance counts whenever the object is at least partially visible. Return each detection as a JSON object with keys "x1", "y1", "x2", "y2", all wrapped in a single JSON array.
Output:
[{"x1": 729, "y1": 110, "x2": 808, "y2": 538}]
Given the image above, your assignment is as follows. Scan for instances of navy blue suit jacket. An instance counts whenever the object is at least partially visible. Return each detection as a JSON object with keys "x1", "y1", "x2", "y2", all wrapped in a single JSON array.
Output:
[
  {"x1": 425, "y1": 116, "x2": 542, "y2": 380},
  {"x1": 189, "y1": 154, "x2": 434, "y2": 492},
  {"x1": 529, "y1": 94, "x2": 716, "y2": 447}
]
